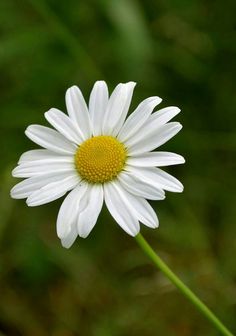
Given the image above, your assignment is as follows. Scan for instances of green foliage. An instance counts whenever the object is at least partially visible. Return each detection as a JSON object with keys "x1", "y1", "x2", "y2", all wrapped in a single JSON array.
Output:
[{"x1": 0, "y1": 0, "x2": 236, "y2": 335}]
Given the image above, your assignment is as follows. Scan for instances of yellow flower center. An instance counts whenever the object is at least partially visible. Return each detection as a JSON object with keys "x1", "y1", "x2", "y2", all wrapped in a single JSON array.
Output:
[{"x1": 75, "y1": 136, "x2": 127, "y2": 183}]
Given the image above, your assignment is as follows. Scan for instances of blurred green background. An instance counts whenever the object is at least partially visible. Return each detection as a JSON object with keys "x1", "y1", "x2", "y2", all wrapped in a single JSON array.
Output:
[{"x1": 0, "y1": 0, "x2": 236, "y2": 335}]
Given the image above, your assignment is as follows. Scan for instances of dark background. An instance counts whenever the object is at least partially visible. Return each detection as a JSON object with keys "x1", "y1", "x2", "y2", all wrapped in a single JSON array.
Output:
[{"x1": 0, "y1": 0, "x2": 236, "y2": 335}]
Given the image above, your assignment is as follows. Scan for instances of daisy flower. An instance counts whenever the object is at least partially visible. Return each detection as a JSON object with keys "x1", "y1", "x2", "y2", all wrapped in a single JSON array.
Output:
[{"x1": 11, "y1": 81, "x2": 185, "y2": 248}]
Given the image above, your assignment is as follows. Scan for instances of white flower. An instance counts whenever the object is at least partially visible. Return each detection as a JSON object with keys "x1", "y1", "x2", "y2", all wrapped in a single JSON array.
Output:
[{"x1": 11, "y1": 81, "x2": 185, "y2": 248}]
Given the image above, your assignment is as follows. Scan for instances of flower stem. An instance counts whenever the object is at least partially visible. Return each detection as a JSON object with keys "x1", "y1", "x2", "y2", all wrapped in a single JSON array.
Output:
[{"x1": 135, "y1": 233, "x2": 234, "y2": 336}]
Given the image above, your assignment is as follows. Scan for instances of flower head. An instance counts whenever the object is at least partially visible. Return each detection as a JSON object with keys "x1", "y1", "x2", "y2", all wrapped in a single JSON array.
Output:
[{"x1": 11, "y1": 81, "x2": 185, "y2": 248}]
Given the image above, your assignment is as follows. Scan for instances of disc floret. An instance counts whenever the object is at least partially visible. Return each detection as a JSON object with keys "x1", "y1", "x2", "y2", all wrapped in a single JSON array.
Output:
[{"x1": 75, "y1": 135, "x2": 127, "y2": 183}]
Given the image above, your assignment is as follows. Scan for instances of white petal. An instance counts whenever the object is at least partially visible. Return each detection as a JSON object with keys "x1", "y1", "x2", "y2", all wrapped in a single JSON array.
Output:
[
  {"x1": 127, "y1": 122, "x2": 182, "y2": 156},
  {"x1": 89, "y1": 81, "x2": 109, "y2": 136},
  {"x1": 77, "y1": 184, "x2": 104, "y2": 238},
  {"x1": 65, "y1": 85, "x2": 92, "y2": 140},
  {"x1": 12, "y1": 160, "x2": 75, "y2": 178},
  {"x1": 127, "y1": 152, "x2": 185, "y2": 167},
  {"x1": 103, "y1": 82, "x2": 136, "y2": 136},
  {"x1": 105, "y1": 180, "x2": 158, "y2": 229},
  {"x1": 104, "y1": 181, "x2": 140, "y2": 236},
  {"x1": 126, "y1": 166, "x2": 184, "y2": 193},
  {"x1": 147, "y1": 106, "x2": 181, "y2": 127},
  {"x1": 135, "y1": 198, "x2": 159, "y2": 228},
  {"x1": 118, "y1": 96, "x2": 162, "y2": 142},
  {"x1": 45, "y1": 108, "x2": 83, "y2": 144},
  {"x1": 10, "y1": 172, "x2": 74, "y2": 199},
  {"x1": 61, "y1": 223, "x2": 78, "y2": 249},
  {"x1": 124, "y1": 106, "x2": 180, "y2": 146},
  {"x1": 118, "y1": 191, "x2": 159, "y2": 229},
  {"x1": 57, "y1": 183, "x2": 88, "y2": 239},
  {"x1": 118, "y1": 171, "x2": 165, "y2": 200},
  {"x1": 26, "y1": 174, "x2": 80, "y2": 206},
  {"x1": 18, "y1": 149, "x2": 70, "y2": 164},
  {"x1": 25, "y1": 125, "x2": 77, "y2": 155}
]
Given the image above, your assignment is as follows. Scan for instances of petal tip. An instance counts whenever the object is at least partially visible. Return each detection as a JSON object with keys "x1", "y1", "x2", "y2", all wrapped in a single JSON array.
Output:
[
  {"x1": 44, "y1": 108, "x2": 53, "y2": 117},
  {"x1": 24, "y1": 125, "x2": 35, "y2": 138},
  {"x1": 61, "y1": 240, "x2": 73, "y2": 249},
  {"x1": 10, "y1": 188, "x2": 16, "y2": 199},
  {"x1": 95, "y1": 80, "x2": 107, "y2": 86},
  {"x1": 66, "y1": 85, "x2": 78, "y2": 96},
  {"x1": 121, "y1": 81, "x2": 136, "y2": 88},
  {"x1": 130, "y1": 227, "x2": 140, "y2": 237},
  {"x1": 26, "y1": 199, "x2": 33, "y2": 207},
  {"x1": 24, "y1": 126, "x2": 30, "y2": 135},
  {"x1": 11, "y1": 167, "x2": 18, "y2": 177},
  {"x1": 78, "y1": 232, "x2": 88, "y2": 239},
  {"x1": 173, "y1": 106, "x2": 181, "y2": 113},
  {"x1": 177, "y1": 184, "x2": 184, "y2": 193},
  {"x1": 152, "y1": 221, "x2": 159, "y2": 229},
  {"x1": 157, "y1": 97, "x2": 163, "y2": 104}
]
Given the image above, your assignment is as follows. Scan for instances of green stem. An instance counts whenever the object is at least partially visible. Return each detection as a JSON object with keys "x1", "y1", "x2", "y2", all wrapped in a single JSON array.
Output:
[{"x1": 135, "y1": 233, "x2": 234, "y2": 336}]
